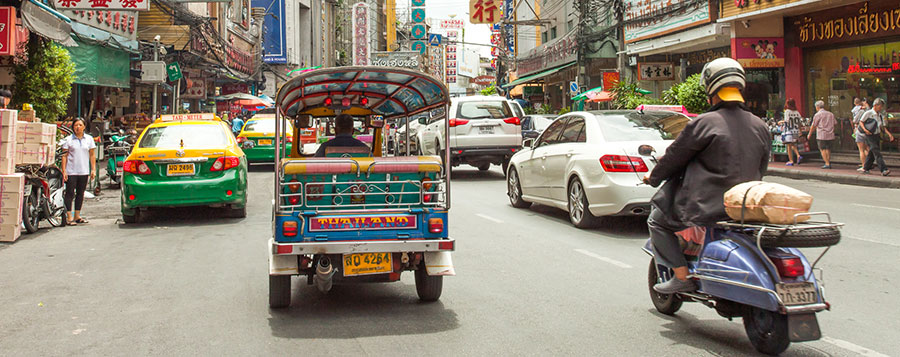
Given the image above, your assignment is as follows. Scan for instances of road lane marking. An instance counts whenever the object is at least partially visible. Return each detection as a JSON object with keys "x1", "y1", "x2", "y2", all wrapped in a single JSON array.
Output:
[
  {"x1": 574, "y1": 249, "x2": 633, "y2": 269},
  {"x1": 851, "y1": 203, "x2": 900, "y2": 212},
  {"x1": 846, "y1": 235, "x2": 900, "y2": 248},
  {"x1": 475, "y1": 213, "x2": 504, "y2": 223},
  {"x1": 821, "y1": 337, "x2": 889, "y2": 357}
]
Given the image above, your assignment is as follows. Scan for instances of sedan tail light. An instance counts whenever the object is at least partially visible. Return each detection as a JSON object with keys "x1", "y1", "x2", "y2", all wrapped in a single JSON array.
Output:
[
  {"x1": 236, "y1": 136, "x2": 247, "y2": 144},
  {"x1": 503, "y1": 117, "x2": 521, "y2": 125},
  {"x1": 599, "y1": 155, "x2": 648, "y2": 172},
  {"x1": 449, "y1": 118, "x2": 469, "y2": 127},
  {"x1": 210, "y1": 156, "x2": 241, "y2": 171},
  {"x1": 123, "y1": 160, "x2": 151, "y2": 175}
]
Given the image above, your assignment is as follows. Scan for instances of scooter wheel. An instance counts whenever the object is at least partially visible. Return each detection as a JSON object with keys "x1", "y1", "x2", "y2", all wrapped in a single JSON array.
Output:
[
  {"x1": 648, "y1": 259, "x2": 683, "y2": 315},
  {"x1": 743, "y1": 306, "x2": 790, "y2": 355}
]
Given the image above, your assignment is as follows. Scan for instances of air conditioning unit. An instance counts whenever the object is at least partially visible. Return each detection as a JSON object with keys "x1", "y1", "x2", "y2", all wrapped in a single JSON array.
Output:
[{"x1": 141, "y1": 61, "x2": 167, "y2": 83}]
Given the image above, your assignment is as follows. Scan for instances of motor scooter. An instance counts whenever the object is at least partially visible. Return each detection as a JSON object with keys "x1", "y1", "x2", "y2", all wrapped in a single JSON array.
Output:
[
  {"x1": 638, "y1": 148, "x2": 842, "y2": 355},
  {"x1": 20, "y1": 165, "x2": 67, "y2": 233},
  {"x1": 105, "y1": 129, "x2": 133, "y2": 186}
]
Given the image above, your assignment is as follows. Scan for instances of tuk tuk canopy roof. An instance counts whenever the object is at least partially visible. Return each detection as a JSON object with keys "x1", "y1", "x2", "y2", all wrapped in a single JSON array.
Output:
[{"x1": 275, "y1": 66, "x2": 450, "y2": 119}]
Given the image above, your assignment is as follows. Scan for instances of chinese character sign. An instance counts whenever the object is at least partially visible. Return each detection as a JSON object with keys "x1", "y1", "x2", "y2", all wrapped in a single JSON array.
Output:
[
  {"x1": 637, "y1": 63, "x2": 675, "y2": 81},
  {"x1": 53, "y1": 0, "x2": 149, "y2": 11},
  {"x1": 0, "y1": 7, "x2": 15, "y2": 56},
  {"x1": 352, "y1": 3, "x2": 370, "y2": 66},
  {"x1": 470, "y1": 0, "x2": 500, "y2": 24},
  {"x1": 439, "y1": 19, "x2": 464, "y2": 29}
]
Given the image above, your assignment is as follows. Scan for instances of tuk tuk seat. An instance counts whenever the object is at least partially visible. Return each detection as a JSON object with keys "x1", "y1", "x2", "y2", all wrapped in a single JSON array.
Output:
[{"x1": 324, "y1": 146, "x2": 371, "y2": 158}]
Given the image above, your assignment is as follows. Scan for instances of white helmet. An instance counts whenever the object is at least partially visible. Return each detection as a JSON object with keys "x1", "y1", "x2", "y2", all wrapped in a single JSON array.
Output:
[{"x1": 700, "y1": 58, "x2": 746, "y2": 101}]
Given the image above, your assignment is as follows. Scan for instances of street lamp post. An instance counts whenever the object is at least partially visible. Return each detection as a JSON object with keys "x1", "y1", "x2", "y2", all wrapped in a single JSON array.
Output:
[{"x1": 152, "y1": 36, "x2": 160, "y2": 119}]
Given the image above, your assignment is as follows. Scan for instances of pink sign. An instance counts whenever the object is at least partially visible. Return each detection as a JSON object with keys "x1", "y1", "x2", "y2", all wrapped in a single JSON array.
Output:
[{"x1": 732, "y1": 37, "x2": 784, "y2": 68}]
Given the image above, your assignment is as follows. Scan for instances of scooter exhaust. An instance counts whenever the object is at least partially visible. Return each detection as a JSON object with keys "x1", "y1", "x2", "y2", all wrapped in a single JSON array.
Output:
[{"x1": 313, "y1": 257, "x2": 335, "y2": 293}]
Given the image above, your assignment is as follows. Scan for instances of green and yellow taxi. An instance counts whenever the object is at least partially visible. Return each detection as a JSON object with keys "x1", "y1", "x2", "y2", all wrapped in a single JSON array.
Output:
[
  {"x1": 237, "y1": 114, "x2": 294, "y2": 162},
  {"x1": 121, "y1": 113, "x2": 249, "y2": 223}
]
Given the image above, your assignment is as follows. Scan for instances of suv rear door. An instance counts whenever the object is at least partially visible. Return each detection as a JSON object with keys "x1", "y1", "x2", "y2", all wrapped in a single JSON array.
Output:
[{"x1": 452, "y1": 99, "x2": 522, "y2": 149}]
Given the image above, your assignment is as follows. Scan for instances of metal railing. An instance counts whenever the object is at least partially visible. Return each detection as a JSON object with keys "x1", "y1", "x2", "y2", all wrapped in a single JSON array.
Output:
[{"x1": 277, "y1": 179, "x2": 446, "y2": 213}]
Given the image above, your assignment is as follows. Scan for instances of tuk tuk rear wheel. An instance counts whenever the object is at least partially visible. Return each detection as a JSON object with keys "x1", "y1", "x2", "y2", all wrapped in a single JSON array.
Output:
[
  {"x1": 415, "y1": 263, "x2": 443, "y2": 302},
  {"x1": 648, "y1": 259, "x2": 683, "y2": 315},
  {"x1": 269, "y1": 275, "x2": 291, "y2": 308},
  {"x1": 743, "y1": 306, "x2": 790, "y2": 355}
]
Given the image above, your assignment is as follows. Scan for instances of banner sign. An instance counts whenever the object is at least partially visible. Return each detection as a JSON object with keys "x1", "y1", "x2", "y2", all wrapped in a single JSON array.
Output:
[
  {"x1": 370, "y1": 51, "x2": 421, "y2": 68},
  {"x1": 623, "y1": 0, "x2": 710, "y2": 43},
  {"x1": 53, "y1": 0, "x2": 149, "y2": 11},
  {"x1": 0, "y1": 7, "x2": 15, "y2": 56},
  {"x1": 309, "y1": 215, "x2": 417, "y2": 231},
  {"x1": 352, "y1": 3, "x2": 370, "y2": 66},
  {"x1": 64, "y1": 10, "x2": 137, "y2": 40},
  {"x1": 602, "y1": 72, "x2": 620, "y2": 91},
  {"x1": 253, "y1": 0, "x2": 286, "y2": 64},
  {"x1": 732, "y1": 37, "x2": 784, "y2": 68},
  {"x1": 439, "y1": 19, "x2": 464, "y2": 29},
  {"x1": 470, "y1": 0, "x2": 500, "y2": 24},
  {"x1": 638, "y1": 62, "x2": 674, "y2": 81},
  {"x1": 789, "y1": 1, "x2": 900, "y2": 48}
]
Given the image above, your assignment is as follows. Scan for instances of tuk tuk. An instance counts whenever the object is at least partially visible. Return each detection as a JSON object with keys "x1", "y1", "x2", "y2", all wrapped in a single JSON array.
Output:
[{"x1": 268, "y1": 66, "x2": 455, "y2": 308}]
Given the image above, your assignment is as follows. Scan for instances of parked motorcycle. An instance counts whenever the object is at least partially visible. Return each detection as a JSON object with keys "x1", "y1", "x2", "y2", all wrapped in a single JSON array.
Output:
[
  {"x1": 105, "y1": 128, "x2": 134, "y2": 186},
  {"x1": 20, "y1": 165, "x2": 67, "y2": 233}
]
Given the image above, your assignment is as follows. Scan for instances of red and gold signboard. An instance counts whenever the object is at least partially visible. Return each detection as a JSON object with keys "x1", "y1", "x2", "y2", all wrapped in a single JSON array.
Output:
[
  {"x1": 309, "y1": 215, "x2": 417, "y2": 232},
  {"x1": 0, "y1": 7, "x2": 16, "y2": 56},
  {"x1": 602, "y1": 72, "x2": 620, "y2": 91},
  {"x1": 789, "y1": 2, "x2": 900, "y2": 48}
]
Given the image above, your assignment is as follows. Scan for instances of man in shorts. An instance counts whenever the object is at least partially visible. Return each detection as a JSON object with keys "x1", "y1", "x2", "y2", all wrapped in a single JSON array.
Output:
[{"x1": 808, "y1": 100, "x2": 837, "y2": 169}]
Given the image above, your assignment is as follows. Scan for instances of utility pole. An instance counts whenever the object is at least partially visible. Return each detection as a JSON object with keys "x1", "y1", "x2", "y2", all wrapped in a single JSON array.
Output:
[
  {"x1": 152, "y1": 36, "x2": 160, "y2": 119},
  {"x1": 615, "y1": 0, "x2": 629, "y2": 82}
]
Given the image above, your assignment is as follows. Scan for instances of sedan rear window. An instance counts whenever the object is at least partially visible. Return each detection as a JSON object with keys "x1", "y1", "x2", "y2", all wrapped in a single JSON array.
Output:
[
  {"x1": 139, "y1": 124, "x2": 228, "y2": 148},
  {"x1": 593, "y1": 113, "x2": 689, "y2": 142},
  {"x1": 456, "y1": 101, "x2": 512, "y2": 120}
]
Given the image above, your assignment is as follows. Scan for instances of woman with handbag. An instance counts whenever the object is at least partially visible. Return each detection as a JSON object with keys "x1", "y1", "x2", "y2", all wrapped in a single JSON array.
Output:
[
  {"x1": 779, "y1": 98, "x2": 803, "y2": 166},
  {"x1": 857, "y1": 98, "x2": 894, "y2": 176}
]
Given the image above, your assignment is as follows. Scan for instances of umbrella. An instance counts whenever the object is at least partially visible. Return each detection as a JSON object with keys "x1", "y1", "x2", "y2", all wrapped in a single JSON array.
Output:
[
  {"x1": 572, "y1": 85, "x2": 604, "y2": 101},
  {"x1": 234, "y1": 98, "x2": 269, "y2": 107},
  {"x1": 211, "y1": 92, "x2": 263, "y2": 101},
  {"x1": 584, "y1": 91, "x2": 614, "y2": 103}
]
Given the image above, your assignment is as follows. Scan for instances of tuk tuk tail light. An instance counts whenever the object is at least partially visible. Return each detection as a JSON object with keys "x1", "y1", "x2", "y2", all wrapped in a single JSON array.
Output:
[
  {"x1": 123, "y1": 160, "x2": 150, "y2": 175},
  {"x1": 428, "y1": 218, "x2": 443, "y2": 233},
  {"x1": 288, "y1": 196, "x2": 300, "y2": 205},
  {"x1": 288, "y1": 180, "x2": 300, "y2": 193},
  {"x1": 282, "y1": 221, "x2": 298, "y2": 237}
]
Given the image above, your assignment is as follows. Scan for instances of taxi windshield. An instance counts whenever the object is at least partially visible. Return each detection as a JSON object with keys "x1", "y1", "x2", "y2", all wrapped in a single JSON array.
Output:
[
  {"x1": 139, "y1": 124, "x2": 228, "y2": 148},
  {"x1": 243, "y1": 118, "x2": 292, "y2": 133}
]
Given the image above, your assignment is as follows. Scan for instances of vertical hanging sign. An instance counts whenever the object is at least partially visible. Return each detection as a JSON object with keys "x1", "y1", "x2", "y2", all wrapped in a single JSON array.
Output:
[
  {"x1": 352, "y1": 3, "x2": 370, "y2": 66},
  {"x1": 410, "y1": 0, "x2": 426, "y2": 55},
  {"x1": 0, "y1": 7, "x2": 15, "y2": 56}
]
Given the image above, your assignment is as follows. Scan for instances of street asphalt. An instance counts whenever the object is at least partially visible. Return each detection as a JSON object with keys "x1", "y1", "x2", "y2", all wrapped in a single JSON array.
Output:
[{"x1": 0, "y1": 165, "x2": 897, "y2": 356}]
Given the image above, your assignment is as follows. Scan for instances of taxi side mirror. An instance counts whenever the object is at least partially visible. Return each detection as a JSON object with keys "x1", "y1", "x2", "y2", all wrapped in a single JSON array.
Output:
[
  {"x1": 418, "y1": 117, "x2": 427, "y2": 125},
  {"x1": 295, "y1": 115, "x2": 312, "y2": 128},
  {"x1": 523, "y1": 138, "x2": 535, "y2": 148}
]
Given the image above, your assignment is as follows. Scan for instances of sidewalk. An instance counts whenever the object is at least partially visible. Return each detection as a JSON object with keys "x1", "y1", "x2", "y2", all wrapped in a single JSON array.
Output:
[{"x1": 766, "y1": 162, "x2": 900, "y2": 188}]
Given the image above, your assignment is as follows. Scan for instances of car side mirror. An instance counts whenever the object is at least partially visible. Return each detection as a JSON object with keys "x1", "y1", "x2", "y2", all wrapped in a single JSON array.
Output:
[
  {"x1": 523, "y1": 138, "x2": 535, "y2": 148},
  {"x1": 524, "y1": 131, "x2": 539, "y2": 139},
  {"x1": 418, "y1": 117, "x2": 427, "y2": 125},
  {"x1": 295, "y1": 114, "x2": 312, "y2": 128}
]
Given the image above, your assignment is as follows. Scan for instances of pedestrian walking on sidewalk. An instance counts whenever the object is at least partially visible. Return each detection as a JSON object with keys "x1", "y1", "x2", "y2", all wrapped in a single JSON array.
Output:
[
  {"x1": 779, "y1": 98, "x2": 803, "y2": 166},
  {"x1": 808, "y1": 100, "x2": 837, "y2": 169},
  {"x1": 852, "y1": 98, "x2": 870, "y2": 168},
  {"x1": 857, "y1": 98, "x2": 895, "y2": 176},
  {"x1": 60, "y1": 118, "x2": 97, "y2": 225}
]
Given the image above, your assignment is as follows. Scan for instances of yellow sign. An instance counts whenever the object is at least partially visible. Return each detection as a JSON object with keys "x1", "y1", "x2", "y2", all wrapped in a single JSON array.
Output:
[
  {"x1": 722, "y1": 0, "x2": 804, "y2": 19},
  {"x1": 167, "y1": 163, "x2": 195, "y2": 176},
  {"x1": 791, "y1": 2, "x2": 900, "y2": 47},
  {"x1": 159, "y1": 113, "x2": 217, "y2": 121},
  {"x1": 343, "y1": 253, "x2": 393, "y2": 276}
]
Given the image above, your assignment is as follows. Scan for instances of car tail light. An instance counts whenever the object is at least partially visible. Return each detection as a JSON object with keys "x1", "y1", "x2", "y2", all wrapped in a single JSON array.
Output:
[
  {"x1": 236, "y1": 136, "x2": 247, "y2": 144},
  {"x1": 116, "y1": 160, "x2": 125, "y2": 167},
  {"x1": 211, "y1": 156, "x2": 240, "y2": 171},
  {"x1": 123, "y1": 160, "x2": 151, "y2": 175},
  {"x1": 599, "y1": 155, "x2": 648, "y2": 172},
  {"x1": 276, "y1": 244, "x2": 292, "y2": 254},
  {"x1": 772, "y1": 256, "x2": 804, "y2": 278},
  {"x1": 429, "y1": 218, "x2": 443, "y2": 233},
  {"x1": 449, "y1": 118, "x2": 469, "y2": 127},
  {"x1": 282, "y1": 221, "x2": 298, "y2": 237},
  {"x1": 438, "y1": 240, "x2": 454, "y2": 250},
  {"x1": 286, "y1": 136, "x2": 293, "y2": 143},
  {"x1": 503, "y1": 117, "x2": 521, "y2": 125}
]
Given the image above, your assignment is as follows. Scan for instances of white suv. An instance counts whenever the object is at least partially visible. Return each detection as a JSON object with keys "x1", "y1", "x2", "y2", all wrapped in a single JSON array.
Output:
[{"x1": 419, "y1": 96, "x2": 522, "y2": 172}]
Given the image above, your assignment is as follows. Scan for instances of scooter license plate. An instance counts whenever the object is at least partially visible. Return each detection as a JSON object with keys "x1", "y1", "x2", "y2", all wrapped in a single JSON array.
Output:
[
  {"x1": 342, "y1": 252, "x2": 392, "y2": 277},
  {"x1": 776, "y1": 282, "x2": 817, "y2": 306}
]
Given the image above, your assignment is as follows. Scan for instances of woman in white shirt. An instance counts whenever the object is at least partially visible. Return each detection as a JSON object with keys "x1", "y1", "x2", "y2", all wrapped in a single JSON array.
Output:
[
  {"x1": 779, "y1": 98, "x2": 803, "y2": 166},
  {"x1": 60, "y1": 118, "x2": 96, "y2": 225}
]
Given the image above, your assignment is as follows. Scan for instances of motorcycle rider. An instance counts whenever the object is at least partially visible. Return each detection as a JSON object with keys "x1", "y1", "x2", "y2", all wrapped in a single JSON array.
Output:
[{"x1": 643, "y1": 58, "x2": 771, "y2": 294}]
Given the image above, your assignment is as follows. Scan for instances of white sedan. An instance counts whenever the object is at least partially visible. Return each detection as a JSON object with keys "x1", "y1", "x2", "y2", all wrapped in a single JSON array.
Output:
[{"x1": 506, "y1": 110, "x2": 690, "y2": 228}]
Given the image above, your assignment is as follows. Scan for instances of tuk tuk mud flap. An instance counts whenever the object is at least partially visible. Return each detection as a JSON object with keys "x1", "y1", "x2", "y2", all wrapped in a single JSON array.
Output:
[
  {"x1": 269, "y1": 239, "x2": 299, "y2": 275},
  {"x1": 788, "y1": 312, "x2": 821, "y2": 342},
  {"x1": 425, "y1": 251, "x2": 455, "y2": 276}
]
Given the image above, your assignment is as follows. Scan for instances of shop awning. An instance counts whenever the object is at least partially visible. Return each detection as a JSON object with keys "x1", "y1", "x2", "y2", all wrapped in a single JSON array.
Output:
[
  {"x1": 502, "y1": 62, "x2": 575, "y2": 89},
  {"x1": 65, "y1": 38, "x2": 131, "y2": 88}
]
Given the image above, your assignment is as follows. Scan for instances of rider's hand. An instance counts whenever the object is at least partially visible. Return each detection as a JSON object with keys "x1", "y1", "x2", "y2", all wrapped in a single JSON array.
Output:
[{"x1": 642, "y1": 174, "x2": 651, "y2": 185}]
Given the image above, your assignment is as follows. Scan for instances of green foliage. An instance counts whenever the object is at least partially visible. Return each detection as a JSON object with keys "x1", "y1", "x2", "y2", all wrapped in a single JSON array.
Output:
[
  {"x1": 523, "y1": 105, "x2": 536, "y2": 115},
  {"x1": 610, "y1": 80, "x2": 662, "y2": 109},
  {"x1": 557, "y1": 106, "x2": 571, "y2": 115},
  {"x1": 11, "y1": 38, "x2": 75, "y2": 123},
  {"x1": 662, "y1": 73, "x2": 709, "y2": 114},
  {"x1": 480, "y1": 84, "x2": 497, "y2": 96},
  {"x1": 536, "y1": 103, "x2": 552, "y2": 114}
]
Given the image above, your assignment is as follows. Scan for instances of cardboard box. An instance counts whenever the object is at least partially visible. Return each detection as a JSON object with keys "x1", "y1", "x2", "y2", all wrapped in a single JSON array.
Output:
[
  {"x1": 0, "y1": 141, "x2": 13, "y2": 158},
  {"x1": 0, "y1": 123, "x2": 15, "y2": 147},
  {"x1": 18, "y1": 110, "x2": 35, "y2": 122},
  {"x1": 0, "y1": 158, "x2": 13, "y2": 175},
  {"x1": 0, "y1": 109, "x2": 17, "y2": 126},
  {"x1": 41, "y1": 123, "x2": 56, "y2": 144},
  {"x1": 16, "y1": 122, "x2": 53, "y2": 144},
  {"x1": 44, "y1": 141, "x2": 56, "y2": 166},
  {"x1": 0, "y1": 173, "x2": 23, "y2": 232},
  {"x1": 0, "y1": 224, "x2": 21, "y2": 242},
  {"x1": 15, "y1": 143, "x2": 47, "y2": 165}
]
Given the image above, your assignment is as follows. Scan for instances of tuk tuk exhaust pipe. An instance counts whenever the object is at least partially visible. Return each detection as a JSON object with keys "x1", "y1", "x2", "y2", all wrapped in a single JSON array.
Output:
[{"x1": 314, "y1": 257, "x2": 335, "y2": 293}]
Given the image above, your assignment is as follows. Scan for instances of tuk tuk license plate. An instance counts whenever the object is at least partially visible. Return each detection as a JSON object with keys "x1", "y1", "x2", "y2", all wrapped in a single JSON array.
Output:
[
  {"x1": 257, "y1": 139, "x2": 273, "y2": 146},
  {"x1": 776, "y1": 282, "x2": 817, "y2": 306},
  {"x1": 167, "y1": 163, "x2": 195, "y2": 176},
  {"x1": 343, "y1": 252, "x2": 392, "y2": 276}
]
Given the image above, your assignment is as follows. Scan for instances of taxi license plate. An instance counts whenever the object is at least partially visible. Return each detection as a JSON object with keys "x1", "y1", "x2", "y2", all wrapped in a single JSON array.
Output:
[
  {"x1": 166, "y1": 163, "x2": 195, "y2": 176},
  {"x1": 478, "y1": 126, "x2": 493, "y2": 134},
  {"x1": 342, "y1": 252, "x2": 392, "y2": 276},
  {"x1": 776, "y1": 282, "x2": 817, "y2": 306},
  {"x1": 257, "y1": 139, "x2": 273, "y2": 146}
]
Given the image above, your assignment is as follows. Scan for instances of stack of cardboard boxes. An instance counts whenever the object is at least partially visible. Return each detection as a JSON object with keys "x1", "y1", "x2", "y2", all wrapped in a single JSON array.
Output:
[
  {"x1": 16, "y1": 121, "x2": 56, "y2": 166},
  {"x1": 0, "y1": 109, "x2": 23, "y2": 242}
]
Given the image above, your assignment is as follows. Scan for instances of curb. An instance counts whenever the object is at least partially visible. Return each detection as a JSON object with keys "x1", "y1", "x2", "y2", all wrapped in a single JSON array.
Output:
[{"x1": 766, "y1": 167, "x2": 900, "y2": 189}]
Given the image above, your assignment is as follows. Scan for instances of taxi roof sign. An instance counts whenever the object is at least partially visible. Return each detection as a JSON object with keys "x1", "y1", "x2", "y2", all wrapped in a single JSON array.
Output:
[{"x1": 158, "y1": 113, "x2": 218, "y2": 122}]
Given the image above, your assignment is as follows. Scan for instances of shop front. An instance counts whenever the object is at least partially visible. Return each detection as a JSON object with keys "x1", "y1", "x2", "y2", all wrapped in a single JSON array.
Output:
[
  {"x1": 732, "y1": 37, "x2": 785, "y2": 119},
  {"x1": 788, "y1": 1, "x2": 900, "y2": 153}
]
